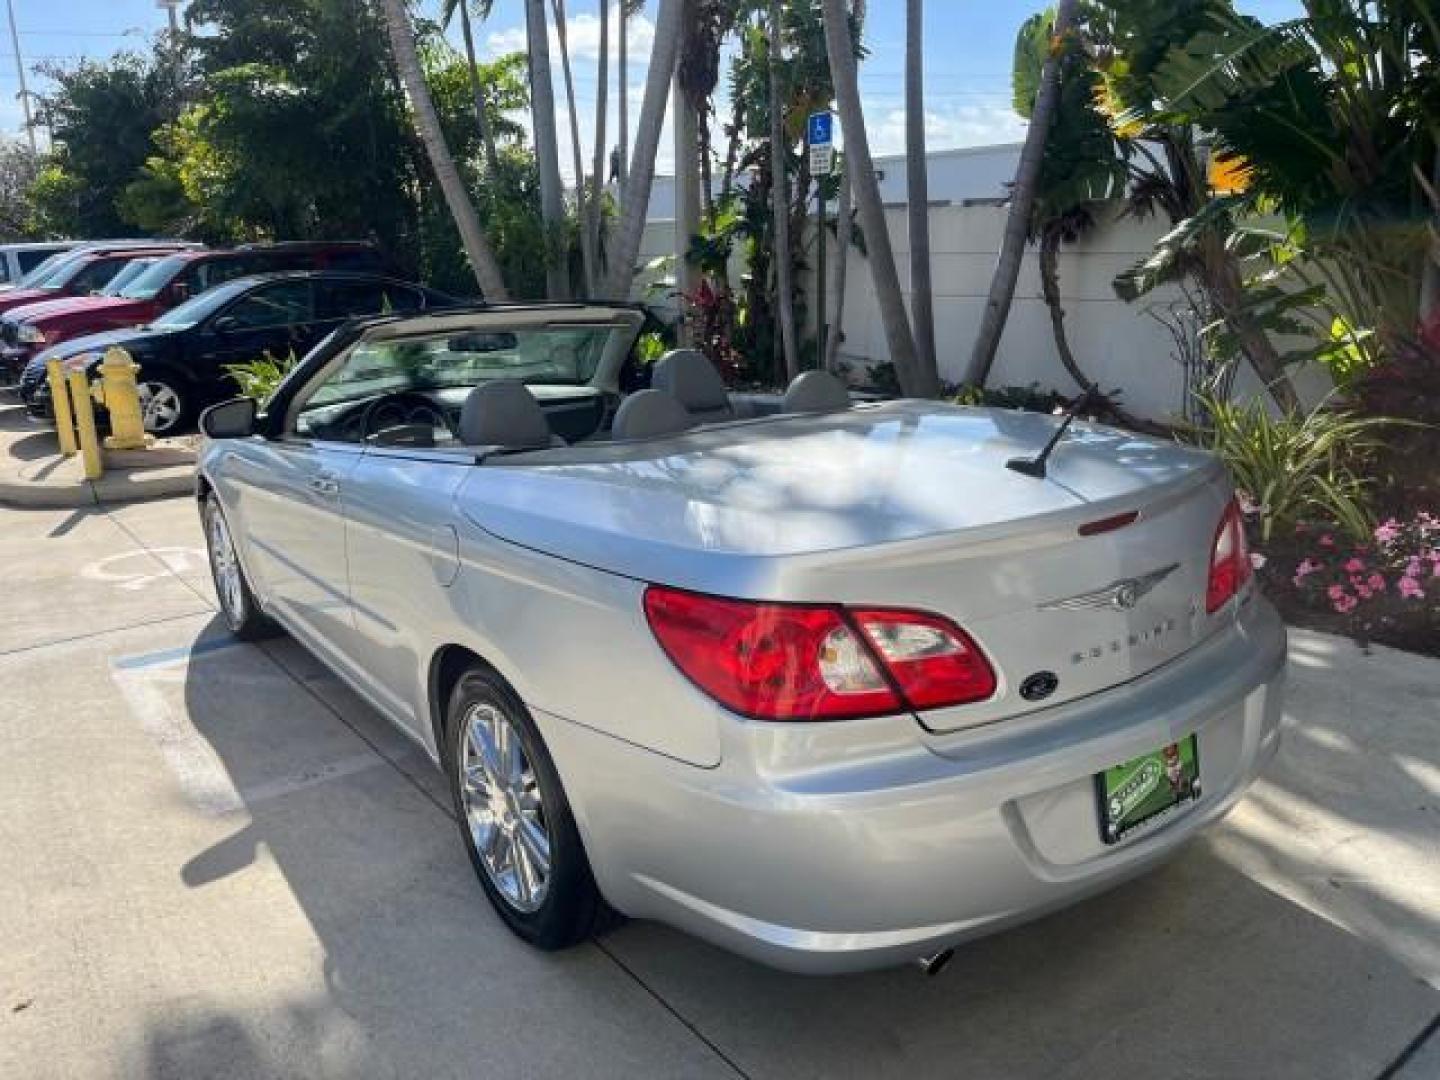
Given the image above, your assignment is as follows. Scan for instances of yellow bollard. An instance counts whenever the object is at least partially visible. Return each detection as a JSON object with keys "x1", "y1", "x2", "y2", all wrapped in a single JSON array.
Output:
[
  {"x1": 46, "y1": 359, "x2": 78, "y2": 457},
  {"x1": 95, "y1": 347, "x2": 153, "y2": 451},
  {"x1": 67, "y1": 369, "x2": 104, "y2": 481}
]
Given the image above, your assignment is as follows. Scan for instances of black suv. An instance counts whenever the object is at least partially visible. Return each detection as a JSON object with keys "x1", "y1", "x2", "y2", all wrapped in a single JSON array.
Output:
[{"x1": 23, "y1": 272, "x2": 457, "y2": 435}]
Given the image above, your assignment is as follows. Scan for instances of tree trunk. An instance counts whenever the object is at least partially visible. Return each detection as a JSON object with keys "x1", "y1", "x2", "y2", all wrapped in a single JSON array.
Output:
[
  {"x1": 525, "y1": 0, "x2": 568, "y2": 299},
  {"x1": 618, "y1": 4, "x2": 629, "y2": 199},
  {"x1": 905, "y1": 0, "x2": 937, "y2": 384},
  {"x1": 587, "y1": 0, "x2": 609, "y2": 283},
  {"x1": 1201, "y1": 235, "x2": 1302, "y2": 413},
  {"x1": 819, "y1": 0, "x2": 930, "y2": 396},
  {"x1": 457, "y1": 2, "x2": 500, "y2": 175},
  {"x1": 379, "y1": 0, "x2": 508, "y2": 300},
  {"x1": 768, "y1": 0, "x2": 800, "y2": 385},
  {"x1": 605, "y1": 0, "x2": 687, "y2": 300},
  {"x1": 552, "y1": 0, "x2": 595, "y2": 295},
  {"x1": 1039, "y1": 229, "x2": 1094, "y2": 393},
  {"x1": 964, "y1": 0, "x2": 1078, "y2": 388},
  {"x1": 674, "y1": 72, "x2": 702, "y2": 343},
  {"x1": 824, "y1": 159, "x2": 851, "y2": 371}
]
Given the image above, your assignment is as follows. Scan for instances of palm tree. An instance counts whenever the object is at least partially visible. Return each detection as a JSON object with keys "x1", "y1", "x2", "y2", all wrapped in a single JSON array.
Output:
[
  {"x1": 1012, "y1": 8, "x2": 1124, "y2": 396},
  {"x1": 378, "y1": 0, "x2": 509, "y2": 300},
  {"x1": 587, "y1": 0, "x2": 610, "y2": 284},
  {"x1": 905, "y1": 0, "x2": 936, "y2": 378},
  {"x1": 819, "y1": 0, "x2": 934, "y2": 396},
  {"x1": 824, "y1": 157, "x2": 851, "y2": 371},
  {"x1": 605, "y1": 0, "x2": 688, "y2": 300},
  {"x1": 551, "y1": 0, "x2": 596, "y2": 294},
  {"x1": 442, "y1": 0, "x2": 500, "y2": 175},
  {"x1": 768, "y1": 1, "x2": 800, "y2": 383},
  {"x1": 965, "y1": 0, "x2": 1079, "y2": 389},
  {"x1": 525, "y1": 0, "x2": 568, "y2": 298}
]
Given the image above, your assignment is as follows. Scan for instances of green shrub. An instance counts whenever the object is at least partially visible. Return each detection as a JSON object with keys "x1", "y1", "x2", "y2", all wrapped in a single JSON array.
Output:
[
  {"x1": 225, "y1": 351, "x2": 298, "y2": 403},
  {"x1": 1190, "y1": 393, "x2": 1401, "y2": 542}
]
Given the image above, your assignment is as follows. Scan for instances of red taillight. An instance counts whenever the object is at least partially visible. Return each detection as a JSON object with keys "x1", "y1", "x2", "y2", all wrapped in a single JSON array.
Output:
[
  {"x1": 642, "y1": 586, "x2": 995, "y2": 721},
  {"x1": 1206, "y1": 498, "x2": 1253, "y2": 613}
]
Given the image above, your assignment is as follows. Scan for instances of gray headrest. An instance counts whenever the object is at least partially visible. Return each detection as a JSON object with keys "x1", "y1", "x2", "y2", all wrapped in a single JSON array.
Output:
[
  {"x1": 612, "y1": 390, "x2": 696, "y2": 441},
  {"x1": 783, "y1": 370, "x2": 852, "y2": 413},
  {"x1": 652, "y1": 349, "x2": 733, "y2": 418},
  {"x1": 459, "y1": 380, "x2": 560, "y2": 449}
]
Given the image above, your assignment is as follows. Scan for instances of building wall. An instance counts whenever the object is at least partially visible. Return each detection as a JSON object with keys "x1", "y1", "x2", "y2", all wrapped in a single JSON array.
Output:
[{"x1": 638, "y1": 202, "x2": 1329, "y2": 423}]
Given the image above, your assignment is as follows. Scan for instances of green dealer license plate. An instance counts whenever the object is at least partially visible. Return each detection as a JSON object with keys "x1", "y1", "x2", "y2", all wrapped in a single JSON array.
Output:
[{"x1": 1097, "y1": 734, "x2": 1201, "y2": 844}]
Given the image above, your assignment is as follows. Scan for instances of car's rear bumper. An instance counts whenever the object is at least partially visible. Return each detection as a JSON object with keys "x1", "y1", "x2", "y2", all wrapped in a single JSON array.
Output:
[{"x1": 538, "y1": 595, "x2": 1287, "y2": 974}]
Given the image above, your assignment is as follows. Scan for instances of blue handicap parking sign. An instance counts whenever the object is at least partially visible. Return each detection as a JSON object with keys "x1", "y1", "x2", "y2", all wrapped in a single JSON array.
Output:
[{"x1": 808, "y1": 112, "x2": 833, "y2": 146}]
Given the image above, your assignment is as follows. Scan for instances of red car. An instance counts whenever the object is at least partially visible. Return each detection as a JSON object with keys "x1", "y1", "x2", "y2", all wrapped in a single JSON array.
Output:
[
  {"x1": 0, "y1": 245, "x2": 187, "y2": 318},
  {"x1": 0, "y1": 241, "x2": 393, "y2": 370}
]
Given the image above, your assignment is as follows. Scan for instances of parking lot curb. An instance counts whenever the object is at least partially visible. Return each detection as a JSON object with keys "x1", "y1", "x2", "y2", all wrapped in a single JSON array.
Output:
[{"x1": 0, "y1": 403, "x2": 197, "y2": 508}]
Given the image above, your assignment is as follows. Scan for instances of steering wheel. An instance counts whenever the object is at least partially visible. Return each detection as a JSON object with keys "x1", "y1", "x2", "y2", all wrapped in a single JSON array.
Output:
[{"x1": 359, "y1": 391, "x2": 453, "y2": 444}]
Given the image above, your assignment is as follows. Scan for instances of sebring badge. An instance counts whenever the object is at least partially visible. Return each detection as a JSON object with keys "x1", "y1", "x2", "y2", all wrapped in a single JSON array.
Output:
[{"x1": 1038, "y1": 563, "x2": 1181, "y2": 612}]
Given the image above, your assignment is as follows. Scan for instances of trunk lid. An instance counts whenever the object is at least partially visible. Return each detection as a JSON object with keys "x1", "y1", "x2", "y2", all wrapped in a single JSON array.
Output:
[{"x1": 460, "y1": 401, "x2": 1236, "y2": 724}]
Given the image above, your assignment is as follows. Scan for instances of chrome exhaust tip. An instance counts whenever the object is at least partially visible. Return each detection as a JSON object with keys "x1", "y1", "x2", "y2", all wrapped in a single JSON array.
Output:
[{"x1": 917, "y1": 948, "x2": 955, "y2": 977}]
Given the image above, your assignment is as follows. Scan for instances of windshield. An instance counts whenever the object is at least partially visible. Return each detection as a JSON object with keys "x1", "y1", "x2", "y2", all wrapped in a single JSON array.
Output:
[
  {"x1": 16, "y1": 252, "x2": 71, "y2": 288},
  {"x1": 150, "y1": 280, "x2": 249, "y2": 331},
  {"x1": 118, "y1": 254, "x2": 187, "y2": 300},
  {"x1": 100, "y1": 259, "x2": 155, "y2": 297},
  {"x1": 298, "y1": 324, "x2": 626, "y2": 423}
]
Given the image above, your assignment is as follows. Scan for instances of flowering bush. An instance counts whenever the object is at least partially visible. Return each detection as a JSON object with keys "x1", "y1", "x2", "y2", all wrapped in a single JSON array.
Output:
[{"x1": 1290, "y1": 514, "x2": 1440, "y2": 618}]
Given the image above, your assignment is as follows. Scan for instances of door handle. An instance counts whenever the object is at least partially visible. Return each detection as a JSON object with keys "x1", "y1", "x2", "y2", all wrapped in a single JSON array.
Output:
[{"x1": 307, "y1": 474, "x2": 340, "y2": 497}]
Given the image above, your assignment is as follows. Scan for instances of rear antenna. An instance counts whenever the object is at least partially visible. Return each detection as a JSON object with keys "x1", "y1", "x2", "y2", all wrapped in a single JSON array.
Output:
[{"x1": 1006, "y1": 389, "x2": 1095, "y2": 479}]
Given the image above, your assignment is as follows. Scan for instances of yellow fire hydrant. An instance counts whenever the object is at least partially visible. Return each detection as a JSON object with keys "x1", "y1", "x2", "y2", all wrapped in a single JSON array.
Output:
[{"x1": 91, "y1": 346, "x2": 154, "y2": 451}]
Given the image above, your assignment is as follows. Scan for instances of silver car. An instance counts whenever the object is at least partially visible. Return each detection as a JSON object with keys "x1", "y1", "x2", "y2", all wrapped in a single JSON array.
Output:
[{"x1": 197, "y1": 303, "x2": 1287, "y2": 974}]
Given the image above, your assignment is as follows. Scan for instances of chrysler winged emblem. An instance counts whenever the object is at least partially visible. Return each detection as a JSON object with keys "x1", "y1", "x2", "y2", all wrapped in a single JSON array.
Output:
[{"x1": 1039, "y1": 563, "x2": 1180, "y2": 612}]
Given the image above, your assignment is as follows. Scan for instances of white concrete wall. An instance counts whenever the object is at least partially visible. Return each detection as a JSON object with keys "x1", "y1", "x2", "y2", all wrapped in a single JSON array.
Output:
[{"x1": 638, "y1": 202, "x2": 1330, "y2": 422}]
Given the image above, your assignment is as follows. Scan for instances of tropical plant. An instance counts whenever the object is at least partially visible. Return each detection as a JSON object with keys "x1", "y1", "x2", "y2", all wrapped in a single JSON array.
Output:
[
  {"x1": 966, "y1": 0, "x2": 1080, "y2": 389},
  {"x1": 820, "y1": 0, "x2": 936, "y2": 397},
  {"x1": 225, "y1": 351, "x2": 298, "y2": 402},
  {"x1": 379, "y1": 0, "x2": 508, "y2": 299},
  {"x1": 1190, "y1": 392, "x2": 1401, "y2": 540},
  {"x1": 605, "y1": 0, "x2": 688, "y2": 300},
  {"x1": 905, "y1": 0, "x2": 935, "y2": 377},
  {"x1": 440, "y1": 0, "x2": 501, "y2": 175},
  {"x1": 767, "y1": 0, "x2": 800, "y2": 383},
  {"x1": 525, "y1": 0, "x2": 568, "y2": 298},
  {"x1": 551, "y1": 0, "x2": 596, "y2": 295},
  {"x1": 1011, "y1": 4, "x2": 1126, "y2": 397}
]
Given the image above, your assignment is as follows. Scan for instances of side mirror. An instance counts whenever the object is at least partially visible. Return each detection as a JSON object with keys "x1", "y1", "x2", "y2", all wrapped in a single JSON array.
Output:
[
  {"x1": 199, "y1": 397, "x2": 257, "y2": 439},
  {"x1": 211, "y1": 315, "x2": 240, "y2": 334}
]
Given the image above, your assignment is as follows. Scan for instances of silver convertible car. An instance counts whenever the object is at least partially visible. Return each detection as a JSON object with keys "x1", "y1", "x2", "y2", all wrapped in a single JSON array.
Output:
[{"x1": 197, "y1": 302, "x2": 1287, "y2": 974}]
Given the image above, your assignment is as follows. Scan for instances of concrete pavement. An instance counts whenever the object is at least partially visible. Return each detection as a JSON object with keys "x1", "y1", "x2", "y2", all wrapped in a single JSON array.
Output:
[{"x1": 1, "y1": 495, "x2": 1437, "y2": 1079}]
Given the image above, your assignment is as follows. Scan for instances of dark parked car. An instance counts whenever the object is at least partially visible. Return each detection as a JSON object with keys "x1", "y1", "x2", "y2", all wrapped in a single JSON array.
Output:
[
  {"x1": 22, "y1": 272, "x2": 456, "y2": 435},
  {"x1": 0, "y1": 241, "x2": 400, "y2": 374}
]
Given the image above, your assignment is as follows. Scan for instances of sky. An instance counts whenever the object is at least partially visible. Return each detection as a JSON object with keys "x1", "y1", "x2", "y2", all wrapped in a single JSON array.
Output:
[{"x1": 6, "y1": 0, "x2": 1305, "y2": 175}]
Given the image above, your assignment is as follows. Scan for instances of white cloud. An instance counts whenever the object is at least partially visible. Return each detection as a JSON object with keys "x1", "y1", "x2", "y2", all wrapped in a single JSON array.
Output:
[
  {"x1": 484, "y1": 10, "x2": 655, "y2": 70},
  {"x1": 868, "y1": 104, "x2": 1026, "y2": 157}
]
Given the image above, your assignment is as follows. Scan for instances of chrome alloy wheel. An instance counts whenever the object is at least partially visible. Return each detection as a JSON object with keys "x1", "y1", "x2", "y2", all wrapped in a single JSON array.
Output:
[
  {"x1": 137, "y1": 381, "x2": 182, "y2": 433},
  {"x1": 459, "y1": 703, "x2": 552, "y2": 913},
  {"x1": 206, "y1": 504, "x2": 245, "y2": 624}
]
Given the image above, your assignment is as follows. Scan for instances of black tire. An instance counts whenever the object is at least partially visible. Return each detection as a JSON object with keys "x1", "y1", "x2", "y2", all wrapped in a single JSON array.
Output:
[
  {"x1": 444, "y1": 666, "x2": 604, "y2": 950},
  {"x1": 203, "y1": 494, "x2": 278, "y2": 641},
  {"x1": 137, "y1": 370, "x2": 194, "y2": 436}
]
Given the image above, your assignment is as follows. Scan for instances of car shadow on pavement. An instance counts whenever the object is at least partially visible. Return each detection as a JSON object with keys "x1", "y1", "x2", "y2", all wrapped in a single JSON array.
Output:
[{"x1": 161, "y1": 619, "x2": 1440, "y2": 1080}]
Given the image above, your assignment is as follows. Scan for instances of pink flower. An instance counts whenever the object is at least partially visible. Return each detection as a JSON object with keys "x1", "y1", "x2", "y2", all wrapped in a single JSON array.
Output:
[
  {"x1": 1367, "y1": 572, "x2": 1386, "y2": 592},
  {"x1": 1374, "y1": 519, "x2": 1401, "y2": 544},
  {"x1": 1249, "y1": 552, "x2": 1267, "y2": 570},
  {"x1": 1356, "y1": 585, "x2": 1373, "y2": 600},
  {"x1": 1333, "y1": 594, "x2": 1358, "y2": 614},
  {"x1": 1399, "y1": 576, "x2": 1425, "y2": 600},
  {"x1": 1407, "y1": 556, "x2": 1424, "y2": 578},
  {"x1": 1319, "y1": 534, "x2": 1335, "y2": 548},
  {"x1": 1327, "y1": 584, "x2": 1346, "y2": 601},
  {"x1": 1344, "y1": 557, "x2": 1366, "y2": 573},
  {"x1": 1295, "y1": 558, "x2": 1321, "y2": 579}
]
